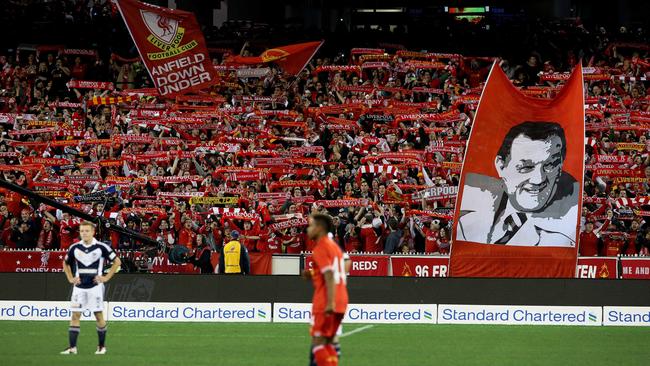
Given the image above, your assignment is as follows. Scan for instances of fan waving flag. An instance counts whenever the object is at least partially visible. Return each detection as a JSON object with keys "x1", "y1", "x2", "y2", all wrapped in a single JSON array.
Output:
[
  {"x1": 450, "y1": 63, "x2": 585, "y2": 278},
  {"x1": 227, "y1": 41, "x2": 323, "y2": 75},
  {"x1": 115, "y1": 0, "x2": 217, "y2": 98}
]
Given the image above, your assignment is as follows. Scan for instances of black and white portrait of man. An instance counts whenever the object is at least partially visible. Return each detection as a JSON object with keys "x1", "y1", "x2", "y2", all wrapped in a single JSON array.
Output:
[{"x1": 456, "y1": 121, "x2": 579, "y2": 247}]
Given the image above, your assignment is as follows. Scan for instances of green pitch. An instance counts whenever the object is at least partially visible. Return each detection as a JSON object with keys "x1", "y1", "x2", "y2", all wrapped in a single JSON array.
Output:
[{"x1": 0, "y1": 321, "x2": 649, "y2": 366}]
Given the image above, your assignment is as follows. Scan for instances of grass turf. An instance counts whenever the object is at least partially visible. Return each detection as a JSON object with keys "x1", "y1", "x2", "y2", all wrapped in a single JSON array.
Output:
[{"x1": 0, "y1": 321, "x2": 648, "y2": 366}]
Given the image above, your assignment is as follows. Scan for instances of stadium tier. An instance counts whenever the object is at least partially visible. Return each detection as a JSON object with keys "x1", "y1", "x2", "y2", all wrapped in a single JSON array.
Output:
[
  {"x1": 1, "y1": 1, "x2": 650, "y2": 365},
  {"x1": 1, "y1": 19, "x2": 649, "y2": 268}
]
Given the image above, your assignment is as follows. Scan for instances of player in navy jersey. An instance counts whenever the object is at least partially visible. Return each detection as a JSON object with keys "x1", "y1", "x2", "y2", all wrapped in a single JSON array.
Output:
[{"x1": 60, "y1": 221, "x2": 121, "y2": 355}]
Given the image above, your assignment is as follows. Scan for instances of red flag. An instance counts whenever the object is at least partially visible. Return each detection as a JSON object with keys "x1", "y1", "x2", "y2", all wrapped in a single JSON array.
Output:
[
  {"x1": 450, "y1": 63, "x2": 585, "y2": 278},
  {"x1": 228, "y1": 41, "x2": 323, "y2": 75},
  {"x1": 115, "y1": 0, "x2": 217, "y2": 98}
]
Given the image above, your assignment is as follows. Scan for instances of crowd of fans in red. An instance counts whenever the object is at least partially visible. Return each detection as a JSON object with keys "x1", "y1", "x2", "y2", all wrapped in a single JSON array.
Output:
[{"x1": 0, "y1": 18, "x2": 648, "y2": 258}]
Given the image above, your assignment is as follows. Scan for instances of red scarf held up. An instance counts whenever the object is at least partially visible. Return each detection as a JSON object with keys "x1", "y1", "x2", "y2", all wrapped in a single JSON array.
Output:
[
  {"x1": 269, "y1": 218, "x2": 308, "y2": 232},
  {"x1": 37, "y1": 229, "x2": 55, "y2": 249}
]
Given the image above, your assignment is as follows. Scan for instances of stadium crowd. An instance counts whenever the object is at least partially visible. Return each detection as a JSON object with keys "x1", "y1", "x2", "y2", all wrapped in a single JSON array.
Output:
[{"x1": 0, "y1": 15, "x2": 648, "y2": 259}]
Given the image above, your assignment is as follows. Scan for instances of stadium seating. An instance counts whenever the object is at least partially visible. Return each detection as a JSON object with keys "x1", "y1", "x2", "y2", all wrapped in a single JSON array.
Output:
[{"x1": 0, "y1": 9, "x2": 648, "y2": 264}]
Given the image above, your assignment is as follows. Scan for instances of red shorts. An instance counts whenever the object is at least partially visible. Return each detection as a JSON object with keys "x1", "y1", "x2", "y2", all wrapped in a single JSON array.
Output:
[{"x1": 310, "y1": 312, "x2": 344, "y2": 338}]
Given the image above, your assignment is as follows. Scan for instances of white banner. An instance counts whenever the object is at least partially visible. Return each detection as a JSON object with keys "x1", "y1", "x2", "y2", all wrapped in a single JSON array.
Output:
[
  {"x1": 108, "y1": 302, "x2": 271, "y2": 322},
  {"x1": 0, "y1": 301, "x2": 108, "y2": 321},
  {"x1": 273, "y1": 303, "x2": 312, "y2": 323},
  {"x1": 273, "y1": 303, "x2": 437, "y2": 324},
  {"x1": 3, "y1": 301, "x2": 648, "y2": 327},
  {"x1": 438, "y1": 305, "x2": 602, "y2": 326},
  {"x1": 603, "y1": 307, "x2": 650, "y2": 326},
  {"x1": 236, "y1": 68, "x2": 271, "y2": 78}
]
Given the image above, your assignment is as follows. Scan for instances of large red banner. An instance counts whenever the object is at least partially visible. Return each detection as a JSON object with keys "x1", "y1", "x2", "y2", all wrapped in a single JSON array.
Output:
[
  {"x1": 304, "y1": 254, "x2": 389, "y2": 276},
  {"x1": 227, "y1": 41, "x2": 323, "y2": 75},
  {"x1": 620, "y1": 258, "x2": 650, "y2": 279},
  {"x1": 0, "y1": 250, "x2": 66, "y2": 272},
  {"x1": 390, "y1": 256, "x2": 449, "y2": 277},
  {"x1": 0, "y1": 250, "x2": 272, "y2": 275},
  {"x1": 115, "y1": 0, "x2": 217, "y2": 97},
  {"x1": 450, "y1": 63, "x2": 585, "y2": 277},
  {"x1": 575, "y1": 257, "x2": 618, "y2": 279}
]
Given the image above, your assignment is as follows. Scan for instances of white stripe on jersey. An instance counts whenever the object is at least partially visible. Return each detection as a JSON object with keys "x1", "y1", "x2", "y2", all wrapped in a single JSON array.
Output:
[
  {"x1": 78, "y1": 268, "x2": 99, "y2": 274},
  {"x1": 67, "y1": 238, "x2": 116, "y2": 278}
]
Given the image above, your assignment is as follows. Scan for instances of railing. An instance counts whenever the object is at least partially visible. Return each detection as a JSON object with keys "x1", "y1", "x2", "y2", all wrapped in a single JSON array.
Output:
[
  {"x1": 0, "y1": 249, "x2": 272, "y2": 275},
  {"x1": 2, "y1": 249, "x2": 649, "y2": 278}
]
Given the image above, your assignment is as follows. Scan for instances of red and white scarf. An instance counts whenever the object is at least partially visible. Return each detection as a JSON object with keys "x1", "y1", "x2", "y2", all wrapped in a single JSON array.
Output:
[
  {"x1": 615, "y1": 197, "x2": 650, "y2": 208},
  {"x1": 269, "y1": 218, "x2": 308, "y2": 232},
  {"x1": 67, "y1": 80, "x2": 115, "y2": 90},
  {"x1": 314, "y1": 199, "x2": 369, "y2": 208}
]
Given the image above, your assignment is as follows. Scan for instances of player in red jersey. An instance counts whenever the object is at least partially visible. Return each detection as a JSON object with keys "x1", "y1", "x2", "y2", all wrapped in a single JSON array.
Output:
[{"x1": 304, "y1": 213, "x2": 349, "y2": 366}]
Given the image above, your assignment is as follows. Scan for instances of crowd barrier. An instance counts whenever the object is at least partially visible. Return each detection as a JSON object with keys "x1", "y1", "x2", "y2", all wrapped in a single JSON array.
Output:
[
  {"x1": 1, "y1": 250, "x2": 649, "y2": 279},
  {"x1": 0, "y1": 249, "x2": 272, "y2": 274},
  {"x1": 303, "y1": 254, "x2": 650, "y2": 279}
]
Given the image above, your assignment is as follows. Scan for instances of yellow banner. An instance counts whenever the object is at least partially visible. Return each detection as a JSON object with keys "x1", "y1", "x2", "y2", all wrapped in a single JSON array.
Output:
[
  {"x1": 147, "y1": 40, "x2": 198, "y2": 60},
  {"x1": 39, "y1": 191, "x2": 73, "y2": 198},
  {"x1": 616, "y1": 143, "x2": 646, "y2": 151},
  {"x1": 189, "y1": 196, "x2": 239, "y2": 205},
  {"x1": 27, "y1": 121, "x2": 61, "y2": 127}
]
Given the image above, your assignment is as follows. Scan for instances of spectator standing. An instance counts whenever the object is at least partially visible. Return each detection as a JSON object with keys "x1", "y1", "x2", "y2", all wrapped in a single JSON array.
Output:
[
  {"x1": 189, "y1": 234, "x2": 214, "y2": 274},
  {"x1": 384, "y1": 219, "x2": 402, "y2": 254},
  {"x1": 218, "y1": 231, "x2": 250, "y2": 274},
  {"x1": 11, "y1": 222, "x2": 36, "y2": 249}
]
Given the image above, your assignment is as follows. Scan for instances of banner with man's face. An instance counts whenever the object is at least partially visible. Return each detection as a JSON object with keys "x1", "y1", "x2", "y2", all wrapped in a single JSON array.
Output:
[
  {"x1": 450, "y1": 63, "x2": 584, "y2": 277},
  {"x1": 115, "y1": 0, "x2": 217, "y2": 98}
]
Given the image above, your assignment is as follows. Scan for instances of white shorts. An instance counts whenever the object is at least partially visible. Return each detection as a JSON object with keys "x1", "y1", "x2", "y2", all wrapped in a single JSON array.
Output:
[{"x1": 70, "y1": 284, "x2": 104, "y2": 313}]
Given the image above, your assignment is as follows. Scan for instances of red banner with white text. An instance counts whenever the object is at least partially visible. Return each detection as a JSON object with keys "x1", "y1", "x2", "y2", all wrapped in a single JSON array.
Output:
[
  {"x1": 620, "y1": 258, "x2": 650, "y2": 279},
  {"x1": 115, "y1": 0, "x2": 217, "y2": 97},
  {"x1": 450, "y1": 63, "x2": 585, "y2": 278},
  {"x1": 0, "y1": 250, "x2": 271, "y2": 275},
  {"x1": 390, "y1": 256, "x2": 449, "y2": 277},
  {"x1": 575, "y1": 257, "x2": 618, "y2": 279},
  {"x1": 304, "y1": 254, "x2": 389, "y2": 276}
]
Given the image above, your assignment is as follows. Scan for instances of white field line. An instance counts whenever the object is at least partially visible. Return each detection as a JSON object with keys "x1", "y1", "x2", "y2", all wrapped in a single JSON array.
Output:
[{"x1": 339, "y1": 324, "x2": 374, "y2": 338}]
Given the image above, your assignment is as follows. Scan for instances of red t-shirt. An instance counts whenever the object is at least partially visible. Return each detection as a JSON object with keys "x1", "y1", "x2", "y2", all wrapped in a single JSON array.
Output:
[
  {"x1": 71, "y1": 64, "x2": 87, "y2": 80},
  {"x1": 2, "y1": 190, "x2": 23, "y2": 217},
  {"x1": 59, "y1": 218, "x2": 81, "y2": 250},
  {"x1": 360, "y1": 226, "x2": 381, "y2": 253},
  {"x1": 284, "y1": 234, "x2": 305, "y2": 254},
  {"x1": 255, "y1": 229, "x2": 269, "y2": 252},
  {"x1": 345, "y1": 236, "x2": 361, "y2": 253},
  {"x1": 311, "y1": 236, "x2": 349, "y2": 314},
  {"x1": 603, "y1": 236, "x2": 625, "y2": 257},
  {"x1": 256, "y1": 230, "x2": 282, "y2": 254},
  {"x1": 261, "y1": 235, "x2": 283, "y2": 254},
  {"x1": 437, "y1": 238, "x2": 450, "y2": 254},
  {"x1": 424, "y1": 227, "x2": 440, "y2": 253},
  {"x1": 179, "y1": 228, "x2": 197, "y2": 249},
  {"x1": 241, "y1": 228, "x2": 259, "y2": 252},
  {"x1": 579, "y1": 231, "x2": 600, "y2": 256}
]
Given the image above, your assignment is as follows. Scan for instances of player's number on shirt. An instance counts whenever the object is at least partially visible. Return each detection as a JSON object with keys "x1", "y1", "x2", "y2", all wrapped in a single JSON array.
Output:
[{"x1": 332, "y1": 257, "x2": 347, "y2": 285}]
